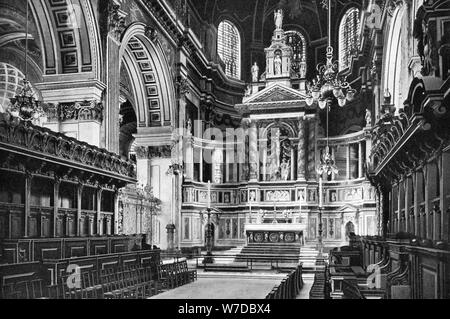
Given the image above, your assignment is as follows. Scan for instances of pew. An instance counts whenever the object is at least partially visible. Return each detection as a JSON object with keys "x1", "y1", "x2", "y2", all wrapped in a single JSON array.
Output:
[{"x1": 265, "y1": 264, "x2": 304, "y2": 299}]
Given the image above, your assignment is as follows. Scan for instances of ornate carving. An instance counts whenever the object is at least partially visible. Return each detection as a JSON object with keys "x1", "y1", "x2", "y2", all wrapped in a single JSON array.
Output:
[
  {"x1": 145, "y1": 25, "x2": 158, "y2": 42},
  {"x1": 0, "y1": 115, "x2": 135, "y2": 179},
  {"x1": 109, "y1": 4, "x2": 126, "y2": 41},
  {"x1": 46, "y1": 101, "x2": 103, "y2": 123}
]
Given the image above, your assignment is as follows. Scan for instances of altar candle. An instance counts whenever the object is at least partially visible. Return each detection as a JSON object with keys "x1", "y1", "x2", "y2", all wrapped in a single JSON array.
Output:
[{"x1": 207, "y1": 180, "x2": 211, "y2": 209}]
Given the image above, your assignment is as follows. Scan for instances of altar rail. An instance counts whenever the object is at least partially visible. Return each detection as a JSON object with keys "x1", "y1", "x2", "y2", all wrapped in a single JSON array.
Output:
[{"x1": 0, "y1": 235, "x2": 142, "y2": 264}]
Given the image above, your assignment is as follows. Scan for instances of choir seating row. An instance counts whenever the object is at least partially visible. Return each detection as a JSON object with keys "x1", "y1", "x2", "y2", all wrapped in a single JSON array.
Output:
[
  {"x1": 265, "y1": 264, "x2": 303, "y2": 299},
  {"x1": 1, "y1": 257, "x2": 197, "y2": 299}
]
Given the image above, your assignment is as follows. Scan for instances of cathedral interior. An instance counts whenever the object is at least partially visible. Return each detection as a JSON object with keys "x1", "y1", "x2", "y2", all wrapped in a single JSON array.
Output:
[{"x1": 0, "y1": 0, "x2": 449, "y2": 300}]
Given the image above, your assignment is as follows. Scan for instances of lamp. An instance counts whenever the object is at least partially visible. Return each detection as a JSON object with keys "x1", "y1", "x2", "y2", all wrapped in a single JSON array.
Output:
[
  {"x1": 305, "y1": 0, "x2": 358, "y2": 107},
  {"x1": 7, "y1": 0, "x2": 44, "y2": 124}
]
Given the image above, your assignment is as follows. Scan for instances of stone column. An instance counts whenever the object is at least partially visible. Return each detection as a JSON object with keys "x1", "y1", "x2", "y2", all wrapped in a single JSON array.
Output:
[
  {"x1": 113, "y1": 191, "x2": 119, "y2": 235},
  {"x1": 106, "y1": 35, "x2": 121, "y2": 153},
  {"x1": 184, "y1": 137, "x2": 194, "y2": 181},
  {"x1": 106, "y1": 216, "x2": 112, "y2": 236},
  {"x1": 297, "y1": 118, "x2": 306, "y2": 180},
  {"x1": 53, "y1": 177, "x2": 61, "y2": 238},
  {"x1": 96, "y1": 188, "x2": 103, "y2": 236},
  {"x1": 166, "y1": 224, "x2": 176, "y2": 251},
  {"x1": 307, "y1": 118, "x2": 317, "y2": 179},
  {"x1": 414, "y1": 171, "x2": 419, "y2": 237},
  {"x1": 136, "y1": 147, "x2": 151, "y2": 185},
  {"x1": 358, "y1": 142, "x2": 363, "y2": 178},
  {"x1": 346, "y1": 145, "x2": 351, "y2": 180},
  {"x1": 249, "y1": 120, "x2": 259, "y2": 181},
  {"x1": 442, "y1": 152, "x2": 450, "y2": 242},
  {"x1": 212, "y1": 148, "x2": 223, "y2": 184},
  {"x1": 76, "y1": 183, "x2": 83, "y2": 237},
  {"x1": 24, "y1": 172, "x2": 33, "y2": 238}
]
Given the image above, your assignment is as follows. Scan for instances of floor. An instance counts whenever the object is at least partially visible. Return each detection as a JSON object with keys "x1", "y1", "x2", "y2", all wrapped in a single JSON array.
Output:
[{"x1": 150, "y1": 272, "x2": 315, "y2": 299}]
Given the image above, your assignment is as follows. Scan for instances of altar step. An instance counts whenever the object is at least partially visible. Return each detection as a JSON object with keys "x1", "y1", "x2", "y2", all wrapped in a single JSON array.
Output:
[{"x1": 203, "y1": 263, "x2": 251, "y2": 272}]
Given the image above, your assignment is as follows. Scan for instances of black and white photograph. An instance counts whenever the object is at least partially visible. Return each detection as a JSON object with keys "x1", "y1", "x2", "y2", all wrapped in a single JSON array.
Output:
[{"x1": 0, "y1": 0, "x2": 449, "y2": 307}]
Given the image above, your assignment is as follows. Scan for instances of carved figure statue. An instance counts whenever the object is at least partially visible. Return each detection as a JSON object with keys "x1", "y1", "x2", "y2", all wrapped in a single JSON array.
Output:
[
  {"x1": 274, "y1": 9, "x2": 284, "y2": 30},
  {"x1": 251, "y1": 62, "x2": 259, "y2": 82},
  {"x1": 280, "y1": 159, "x2": 290, "y2": 181},
  {"x1": 365, "y1": 109, "x2": 372, "y2": 127},
  {"x1": 274, "y1": 53, "x2": 282, "y2": 75}
]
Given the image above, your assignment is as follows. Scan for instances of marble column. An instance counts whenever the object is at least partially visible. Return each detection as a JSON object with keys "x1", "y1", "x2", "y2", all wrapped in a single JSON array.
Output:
[
  {"x1": 212, "y1": 148, "x2": 223, "y2": 184},
  {"x1": 307, "y1": 118, "x2": 317, "y2": 179},
  {"x1": 24, "y1": 172, "x2": 33, "y2": 238},
  {"x1": 76, "y1": 183, "x2": 83, "y2": 237},
  {"x1": 297, "y1": 118, "x2": 306, "y2": 180},
  {"x1": 106, "y1": 35, "x2": 121, "y2": 153},
  {"x1": 53, "y1": 177, "x2": 61, "y2": 238},
  {"x1": 358, "y1": 142, "x2": 363, "y2": 178},
  {"x1": 113, "y1": 191, "x2": 119, "y2": 235},
  {"x1": 249, "y1": 120, "x2": 259, "y2": 181},
  {"x1": 184, "y1": 137, "x2": 194, "y2": 181},
  {"x1": 96, "y1": 188, "x2": 103, "y2": 236}
]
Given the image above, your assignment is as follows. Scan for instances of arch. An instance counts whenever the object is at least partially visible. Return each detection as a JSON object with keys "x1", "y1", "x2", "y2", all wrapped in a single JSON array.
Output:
[
  {"x1": 383, "y1": 6, "x2": 405, "y2": 111},
  {"x1": 338, "y1": 7, "x2": 361, "y2": 71},
  {"x1": 119, "y1": 23, "x2": 177, "y2": 128},
  {"x1": 217, "y1": 20, "x2": 241, "y2": 80}
]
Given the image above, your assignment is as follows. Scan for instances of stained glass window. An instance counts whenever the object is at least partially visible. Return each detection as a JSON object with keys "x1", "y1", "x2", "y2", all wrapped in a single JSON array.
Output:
[
  {"x1": 285, "y1": 31, "x2": 307, "y2": 76},
  {"x1": 217, "y1": 20, "x2": 241, "y2": 79}
]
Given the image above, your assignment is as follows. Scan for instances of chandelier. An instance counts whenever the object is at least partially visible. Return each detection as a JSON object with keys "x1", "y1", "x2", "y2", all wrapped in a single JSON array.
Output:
[
  {"x1": 305, "y1": 0, "x2": 357, "y2": 108},
  {"x1": 9, "y1": 79, "x2": 44, "y2": 122},
  {"x1": 7, "y1": 0, "x2": 44, "y2": 123}
]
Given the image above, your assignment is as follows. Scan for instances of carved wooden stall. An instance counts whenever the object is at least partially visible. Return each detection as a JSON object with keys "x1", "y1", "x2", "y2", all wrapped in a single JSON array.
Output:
[{"x1": 0, "y1": 114, "x2": 137, "y2": 264}]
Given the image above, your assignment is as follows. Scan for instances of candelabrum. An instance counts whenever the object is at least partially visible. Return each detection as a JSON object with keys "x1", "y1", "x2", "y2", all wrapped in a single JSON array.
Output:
[
  {"x1": 305, "y1": 0, "x2": 357, "y2": 108},
  {"x1": 8, "y1": 79, "x2": 45, "y2": 124},
  {"x1": 200, "y1": 208, "x2": 220, "y2": 264},
  {"x1": 305, "y1": 46, "x2": 357, "y2": 108}
]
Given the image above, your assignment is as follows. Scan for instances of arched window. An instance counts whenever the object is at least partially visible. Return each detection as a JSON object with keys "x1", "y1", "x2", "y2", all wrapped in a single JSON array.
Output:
[
  {"x1": 217, "y1": 20, "x2": 241, "y2": 79},
  {"x1": 285, "y1": 31, "x2": 307, "y2": 76},
  {"x1": 339, "y1": 8, "x2": 361, "y2": 71}
]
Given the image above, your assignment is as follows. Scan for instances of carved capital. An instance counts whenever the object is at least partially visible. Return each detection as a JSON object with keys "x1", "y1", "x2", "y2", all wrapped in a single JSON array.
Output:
[{"x1": 109, "y1": 4, "x2": 127, "y2": 41}]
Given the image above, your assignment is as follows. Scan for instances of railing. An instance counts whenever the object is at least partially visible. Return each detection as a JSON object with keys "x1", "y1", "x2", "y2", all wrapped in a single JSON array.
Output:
[
  {"x1": 265, "y1": 264, "x2": 304, "y2": 299},
  {"x1": 190, "y1": 254, "x2": 300, "y2": 271}
]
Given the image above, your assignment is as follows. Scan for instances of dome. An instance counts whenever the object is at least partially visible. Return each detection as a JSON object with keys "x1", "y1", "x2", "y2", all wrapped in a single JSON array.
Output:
[{"x1": 0, "y1": 63, "x2": 27, "y2": 110}]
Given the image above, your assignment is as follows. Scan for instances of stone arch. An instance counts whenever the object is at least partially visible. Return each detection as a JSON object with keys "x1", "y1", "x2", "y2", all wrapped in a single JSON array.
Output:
[
  {"x1": 383, "y1": 5, "x2": 406, "y2": 110},
  {"x1": 119, "y1": 23, "x2": 176, "y2": 128}
]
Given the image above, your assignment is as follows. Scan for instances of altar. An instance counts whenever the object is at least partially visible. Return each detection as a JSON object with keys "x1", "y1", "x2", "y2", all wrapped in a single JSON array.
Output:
[{"x1": 245, "y1": 223, "x2": 307, "y2": 244}]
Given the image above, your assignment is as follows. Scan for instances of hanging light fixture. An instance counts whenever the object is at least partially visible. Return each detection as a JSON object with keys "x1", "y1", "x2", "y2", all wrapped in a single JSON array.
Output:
[
  {"x1": 316, "y1": 99, "x2": 338, "y2": 178},
  {"x1": 305, "y1": 0, "x2": 357, "y2": 108},
  {"x1": 8, "y1": 0, "x2": 44, "y2": 123}
]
